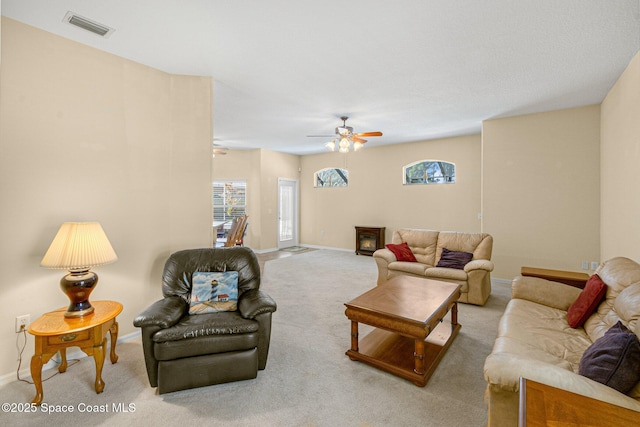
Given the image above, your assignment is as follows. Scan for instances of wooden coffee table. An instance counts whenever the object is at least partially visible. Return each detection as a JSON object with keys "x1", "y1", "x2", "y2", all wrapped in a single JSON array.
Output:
[{"x1": 344, "y1": 276, "x2": 461, "y2": 386}]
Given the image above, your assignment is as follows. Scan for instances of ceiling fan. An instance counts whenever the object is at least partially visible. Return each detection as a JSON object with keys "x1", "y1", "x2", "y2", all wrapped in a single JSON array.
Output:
[{"x1": 308, "y1": 116, "x2": 382, "y2": 152}]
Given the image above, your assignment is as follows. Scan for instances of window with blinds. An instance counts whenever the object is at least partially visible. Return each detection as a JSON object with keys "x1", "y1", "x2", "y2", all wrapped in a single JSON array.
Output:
[{"x1": 213, "y1": 180, "x2": 247, "y2": 222}]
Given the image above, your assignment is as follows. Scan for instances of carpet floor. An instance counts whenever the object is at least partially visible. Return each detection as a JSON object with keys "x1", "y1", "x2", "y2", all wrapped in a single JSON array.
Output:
[{"x1": 0, "y1": 249, "x2": 510, "y2": 426}]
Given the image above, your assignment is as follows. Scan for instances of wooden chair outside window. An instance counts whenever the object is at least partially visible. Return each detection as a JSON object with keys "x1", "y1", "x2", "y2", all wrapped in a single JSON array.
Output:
[{"x1": 216, "y1": 215, "x2": 248, "y2": 247}]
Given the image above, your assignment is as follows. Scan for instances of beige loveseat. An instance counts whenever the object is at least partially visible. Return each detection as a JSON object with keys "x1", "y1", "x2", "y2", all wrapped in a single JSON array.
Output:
[
  {"x1": 483, "y1": 257, "x2": 640, "y2": 426},
  {"x1": 372, "y1": 229, "x2": 494, "y2": 305}
]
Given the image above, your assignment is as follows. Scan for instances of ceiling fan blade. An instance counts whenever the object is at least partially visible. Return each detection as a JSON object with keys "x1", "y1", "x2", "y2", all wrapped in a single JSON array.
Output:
[
  {"x1": 351, "y1": 136, "x2": 368, "y2": 143},
  {"x1": 354, "y1": 131, "x2": 382, "y2": 137}
]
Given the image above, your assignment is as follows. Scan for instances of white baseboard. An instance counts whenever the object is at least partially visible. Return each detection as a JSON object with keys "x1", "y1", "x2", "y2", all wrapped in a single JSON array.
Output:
[
  {"x1": 251, "y1": 247, "x2": 278, "y2": 254},
  {"x1": 0, "y1": 330, "x2": 141, "y2": 387},
  {"x1": 253, "y1": 245, "x2": 353, "y2": 254},
  {"x1": 301, "y1": 244, "x2": 353, "y2": 252}
]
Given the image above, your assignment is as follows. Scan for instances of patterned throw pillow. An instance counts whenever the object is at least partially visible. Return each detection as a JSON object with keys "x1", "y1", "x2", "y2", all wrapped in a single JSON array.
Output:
[{"x1": 188, "y1": 271, "x2": 238, "y2": 314}]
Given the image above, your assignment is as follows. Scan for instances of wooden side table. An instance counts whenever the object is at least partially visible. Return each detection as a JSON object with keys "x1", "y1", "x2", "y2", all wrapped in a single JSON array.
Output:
[
  {"x1": 27, "y1": 300, "x2": 123, "y2": 405},
  {"x1": 519, "y1": 378, "x2": 640, "y2": 426},
  {"x1": 521, "y1": 266, "x2": 590, "y2": 289}
]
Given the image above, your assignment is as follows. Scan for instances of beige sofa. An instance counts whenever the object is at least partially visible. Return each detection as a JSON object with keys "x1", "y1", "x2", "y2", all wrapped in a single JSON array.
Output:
[
  {"x1": 483, "y1": 257, "x2": 640, "y2": 426},
  {"x1": 372, "y1": 229, "x2": 494, "y2": 305}
]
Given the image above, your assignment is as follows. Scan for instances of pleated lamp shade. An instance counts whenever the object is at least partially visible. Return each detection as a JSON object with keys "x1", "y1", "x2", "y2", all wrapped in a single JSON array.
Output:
[
  {"x1": 41, "y1": 222, "x2": 117, "y2": 317},
  {"x1": 41, "y1": 222, "x2": 117, "y2": 271}
]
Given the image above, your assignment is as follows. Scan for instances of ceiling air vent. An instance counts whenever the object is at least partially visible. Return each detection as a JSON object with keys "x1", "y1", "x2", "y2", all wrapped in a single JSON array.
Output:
[{"x1": 63, "y1": 11, "x2": 115, "y2": 38}]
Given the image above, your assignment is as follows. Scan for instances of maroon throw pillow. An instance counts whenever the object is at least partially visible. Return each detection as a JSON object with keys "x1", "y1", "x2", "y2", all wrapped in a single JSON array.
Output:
[
  {"x1": 578, "y1": 321, "x2": 640, "y2": 394},
  {"x1": 385, "y1": 242, "x2": 417, "y2": 262},
  {"x1": 436, "y1": 248, "x2": 473, "y2": 270},
  {"x1": 567, "y1": 274, "x2": 607, "y2": 328}
]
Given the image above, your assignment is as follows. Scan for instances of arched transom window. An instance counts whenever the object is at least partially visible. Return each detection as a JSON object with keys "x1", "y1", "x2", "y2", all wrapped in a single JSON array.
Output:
[
  {"x1": 314, "y1": 168, "x2": 348, "y2": 188},
  {"x1": 403, "y1": 160, "x2": 455, "y2": 185}
]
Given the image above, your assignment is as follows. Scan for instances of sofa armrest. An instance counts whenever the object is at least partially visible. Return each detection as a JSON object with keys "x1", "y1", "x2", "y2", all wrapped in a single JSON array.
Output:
[
  {"x1": 511, "y1": 275, "x2": 582, "y2": 311},
  {"x1": 374, "y1": 248, "x2": 397, "y2": 286},
  {"x1": 238, "y1": 289, "x2": 277, "y2": 319},
  {"x1": 133, "y1": 296, "x2": 186, "y2": 329},
  {"x1": 484, "y1": 353, "x2": 640, "y2": 411},
  {"x1": 464, "y1": 259, "x2": 494, "y2": 272},
  {"x1": 373, "y1": 248, "x2": 396, "y2": 263}
]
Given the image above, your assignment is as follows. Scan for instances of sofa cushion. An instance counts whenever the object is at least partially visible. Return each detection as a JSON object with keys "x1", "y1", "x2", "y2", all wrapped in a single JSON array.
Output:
[
  {"x1": 154, "y1": 331, "x2": 258, "y2": 361},
  {"x1": 393, "y1": 229, "x2": 439, "y2": 266},
  {"x1": 578, "y1": 321, "x2": 640, "y2": 394},
  {"x1": 385, "y1": 242, "x2": 417, "y2": 262},
  {"x1": 436, "y1": 248, "x2": 473, "y2": 269},
  {"x1": 153, "y1": 311, "x2": 259, "y2": 343},
  {"x1": 388, "y1": 261, "x2": 429, "y2": 277},
  {"x1": 567, "y1": 274, "x2": 607, "y2": 328},
  {"x1": 613, "y1": 283, "x2": 640, "y2": 333},
  {"x1": 424, "y1": 266, "x2": 468, "y2": 282},
  {"x1": 584, "y1": 257, "x2": 640, "y2": 342},
  {"x1": 495, "y1": 299, "x2": 592, "y2": 371},
  {"x1": 436, "y1": 231, "x2": 493, "y2": 261}
]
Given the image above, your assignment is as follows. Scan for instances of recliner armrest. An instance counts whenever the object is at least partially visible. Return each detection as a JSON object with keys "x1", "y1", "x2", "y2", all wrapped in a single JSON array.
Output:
[
  {"x1": 464, "y1": 259, "x2": 494, "y2": 272},
  {"x1": 238, "y1": 289, "x2": 277, "y2": 319},
  {"x1": 133, "y1": 296, "x2": 187, "y2": 329}
]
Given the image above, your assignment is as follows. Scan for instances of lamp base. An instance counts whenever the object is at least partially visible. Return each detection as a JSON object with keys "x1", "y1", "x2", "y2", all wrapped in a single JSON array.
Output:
[{"x1": 60, "y1": 270, "x2": 98, "y2": 318}]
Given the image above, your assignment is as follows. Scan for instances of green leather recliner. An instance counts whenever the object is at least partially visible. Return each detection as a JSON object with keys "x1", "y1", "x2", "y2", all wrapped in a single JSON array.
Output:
[{"x1": 134, "y1": 247, "x2": 277, "y2": 394}]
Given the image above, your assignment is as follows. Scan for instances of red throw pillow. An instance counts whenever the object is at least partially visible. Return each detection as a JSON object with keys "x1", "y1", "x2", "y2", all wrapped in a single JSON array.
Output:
[
  {"x1": 567, "y1": 274, "x2": 607, "y2": 328},
  {"x1": 385, "y1": 242, "x2": 417, "y2": 262}
]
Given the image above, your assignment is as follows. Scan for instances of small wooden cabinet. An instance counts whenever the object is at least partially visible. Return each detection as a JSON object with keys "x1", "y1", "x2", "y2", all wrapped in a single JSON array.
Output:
[{"x1": 355, "y1": 226, "x2": 385, "y2": 256}]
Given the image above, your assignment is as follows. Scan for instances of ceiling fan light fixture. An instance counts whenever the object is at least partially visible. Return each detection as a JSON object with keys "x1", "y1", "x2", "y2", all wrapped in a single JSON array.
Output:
[
  {"x1": 338, "y1": 137, "x2": 350, "y2": 153},
  {"x1": 312, "y1": 116, "x2": 382, "y2": 153},
  {"x1": 336, "y1": 126, "x2": 352, "y2": 136},
  {"x1": 325, "y1": 140, "x2": 336, "y2": 151}
]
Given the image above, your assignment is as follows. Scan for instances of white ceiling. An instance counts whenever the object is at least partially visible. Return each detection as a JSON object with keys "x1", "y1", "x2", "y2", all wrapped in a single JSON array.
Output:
[{"x1": 3, "y1": 1, "x2": 640, "y2": 155}]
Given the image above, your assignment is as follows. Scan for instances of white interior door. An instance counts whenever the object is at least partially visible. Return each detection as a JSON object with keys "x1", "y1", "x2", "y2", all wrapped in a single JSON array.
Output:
[{"x1": 278, "y1": 178, "x2": 298, "y2": 249}]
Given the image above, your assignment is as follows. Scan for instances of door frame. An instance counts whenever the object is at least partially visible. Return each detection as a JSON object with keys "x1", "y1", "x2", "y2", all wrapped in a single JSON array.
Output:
[{"x1": 277, "y1": 178, "x2": 299, "y2": 249}]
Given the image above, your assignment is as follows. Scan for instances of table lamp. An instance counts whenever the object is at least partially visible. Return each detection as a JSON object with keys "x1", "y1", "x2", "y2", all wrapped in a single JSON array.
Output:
[{"x1": 41, "y1": 222, "x2": 118, "y2": 317}]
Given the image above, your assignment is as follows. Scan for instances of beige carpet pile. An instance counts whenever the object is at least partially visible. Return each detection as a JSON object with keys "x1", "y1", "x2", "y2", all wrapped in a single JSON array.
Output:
[{"x1": 0, "y1": 249, "x2": 510, "y2": 426}]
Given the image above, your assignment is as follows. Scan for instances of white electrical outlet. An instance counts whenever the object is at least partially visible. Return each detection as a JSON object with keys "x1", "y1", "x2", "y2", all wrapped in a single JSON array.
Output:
[
  {"x1": 581, "y1": 261, "x2": 589, "y2": 270},
  {"x1": 15, "y1": 314, "x2": 30, "y2": 333},
  {"x1": 590, "y1": 261, "x2": 599, "y2": 270}
]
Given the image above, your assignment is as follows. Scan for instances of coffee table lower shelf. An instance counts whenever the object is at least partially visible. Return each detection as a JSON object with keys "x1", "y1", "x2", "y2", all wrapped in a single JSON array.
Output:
[{"x1": 346, "y1": 321, "x2": 461, "y2": 387}]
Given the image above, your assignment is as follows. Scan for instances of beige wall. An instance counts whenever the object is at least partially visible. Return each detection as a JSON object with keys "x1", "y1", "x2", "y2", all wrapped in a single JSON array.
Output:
[
  {"x1": 600, "y1": 50, "x2": 640, "y2": 263},
  {"x1": 2, "y1": 12, "x2": 638, "y2": 381},
  {"x1": 300, "y1": 135, "x2": 482, "y2": 249},
  {"x1": 0, "y1": 18, "x2": 212, "y2": 378},
  {"x1": 212, "y1": 148, "x2": 300, "y2": 250},
  {"x1": 482, "y1": 105, "x2": 601, "y2": 279}
]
